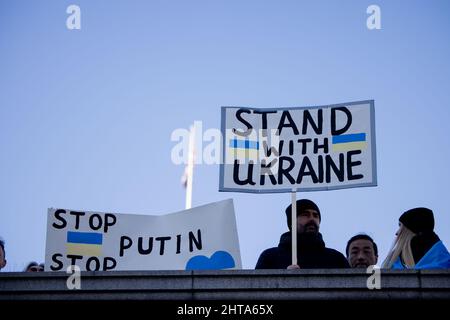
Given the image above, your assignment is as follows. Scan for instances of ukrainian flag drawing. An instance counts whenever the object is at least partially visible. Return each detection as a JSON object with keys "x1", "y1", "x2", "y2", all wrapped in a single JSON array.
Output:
[
  {"x1": 332, "y1": 133, "x2": 367, "y2": 152},
  {"x1": 66, "y1": 231, "x2": 103, "y2": 256},
  {"x1": 227, "y1": 138, "x2": 259, "y2": 161}
]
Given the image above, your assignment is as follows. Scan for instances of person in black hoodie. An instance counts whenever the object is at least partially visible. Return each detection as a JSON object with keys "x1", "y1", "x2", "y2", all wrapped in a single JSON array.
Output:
[{"x1": 255, "y1": 199, "x2": 349, "y2": 269}]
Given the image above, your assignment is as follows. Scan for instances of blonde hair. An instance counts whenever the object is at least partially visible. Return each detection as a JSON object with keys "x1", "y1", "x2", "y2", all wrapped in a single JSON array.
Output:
[{"x1": 382, "y1": 225, "x2": 416, "y2": 268}]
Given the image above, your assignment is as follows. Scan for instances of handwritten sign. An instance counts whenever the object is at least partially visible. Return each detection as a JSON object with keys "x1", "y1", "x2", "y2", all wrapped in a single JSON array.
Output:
[
  {"x1": 219, "y1": 100, "x2": 377, "y2": 193},
  {"x1": 45, "y1": 199, "x2": 241, "y2": 271}
]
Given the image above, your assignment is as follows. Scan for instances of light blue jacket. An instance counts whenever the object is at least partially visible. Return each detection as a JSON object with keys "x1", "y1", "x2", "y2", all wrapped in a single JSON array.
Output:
[{"x1": 392, "y1": 240, "x2": 450, "y2": 269}]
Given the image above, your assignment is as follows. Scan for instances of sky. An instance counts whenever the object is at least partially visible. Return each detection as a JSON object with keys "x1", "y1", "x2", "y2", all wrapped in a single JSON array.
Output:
[{"x1": 0, "y1": 0, "x2": 449, "y2": 271}]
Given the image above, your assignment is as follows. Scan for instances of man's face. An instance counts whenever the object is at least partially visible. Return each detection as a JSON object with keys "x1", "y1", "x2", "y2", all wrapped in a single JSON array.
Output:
[
  {"x1": 347, "y1": 239, "x2": 378, "y2": 268},
  {"x1": 0, "y1": 247, "x2": 6, "y2": 270},
  {"x1": 297, "y1": 209, "x2": 320, "y2": 234}
]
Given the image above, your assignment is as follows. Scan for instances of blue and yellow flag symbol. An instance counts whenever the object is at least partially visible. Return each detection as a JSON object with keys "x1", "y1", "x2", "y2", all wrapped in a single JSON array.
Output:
[
  {"x1": 227, "y1": 138, "x2": 259, "y2": 160},
  {"x1": 66, "y1": 231, "x2": 103, "y2": 256},
  {"x1": 332, "y1": 133, "x2": 367, "y2": 152}
]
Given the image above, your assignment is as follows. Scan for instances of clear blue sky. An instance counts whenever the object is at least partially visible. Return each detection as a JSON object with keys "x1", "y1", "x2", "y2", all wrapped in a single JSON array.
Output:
[{"x1": 1, "y1": 0, "x2": 449, "y2": 271}]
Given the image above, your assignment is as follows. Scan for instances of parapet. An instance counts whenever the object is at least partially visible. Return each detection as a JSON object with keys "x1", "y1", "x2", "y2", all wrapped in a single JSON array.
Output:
[{"x1": 1, "y1": 269, "x2": 449, "y2": 300}]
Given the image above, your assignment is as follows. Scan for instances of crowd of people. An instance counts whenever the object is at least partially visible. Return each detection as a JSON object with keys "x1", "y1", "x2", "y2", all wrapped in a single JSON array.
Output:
[
  {"x1": 1, "y1": 200, "x2": 449, "y2": 272},
  {"x1": 255, "y1": 199, "x2": 450, "y2": 269}
]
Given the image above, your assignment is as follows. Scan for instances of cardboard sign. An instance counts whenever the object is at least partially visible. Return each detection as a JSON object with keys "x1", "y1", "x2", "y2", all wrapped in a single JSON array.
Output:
[
  {"x1": 219, "y1": 100, "x2": 377, "y2": 193},
  {"x1": 45, "y1": 199, "x2": 241, "y2": 271}
]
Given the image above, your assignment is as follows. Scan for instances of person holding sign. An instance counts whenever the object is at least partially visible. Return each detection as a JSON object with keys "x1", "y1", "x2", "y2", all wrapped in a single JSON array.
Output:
[
  {"x1": 382, "y1": 207, "x2": 450, "y2": 269},
  {"x1": 255, "y1": 199, "x2": 349, "y2": 269}
]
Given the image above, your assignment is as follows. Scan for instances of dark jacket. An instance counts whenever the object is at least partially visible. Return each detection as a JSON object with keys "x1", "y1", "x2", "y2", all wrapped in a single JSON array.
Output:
[{"x1": 255, "y1": 232, "x2": 350, "y2": 269}]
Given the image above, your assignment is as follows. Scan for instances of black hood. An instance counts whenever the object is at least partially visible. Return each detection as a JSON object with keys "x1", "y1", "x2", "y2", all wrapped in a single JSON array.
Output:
[
  {"x1": 411, "y1": 231, "x2": 440, "y2": 263},
  {"x1": 278, "y1": 231, "x2": 326, "y2": 252}
]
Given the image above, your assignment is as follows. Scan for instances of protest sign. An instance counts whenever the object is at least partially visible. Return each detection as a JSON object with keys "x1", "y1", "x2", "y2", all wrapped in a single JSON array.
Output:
[
  {"x1": 45, "y1": 199, "x2": 241, "y2": 271},
  {"x1": 219, "y1": 100, "x2": 376, "y2": 193}
]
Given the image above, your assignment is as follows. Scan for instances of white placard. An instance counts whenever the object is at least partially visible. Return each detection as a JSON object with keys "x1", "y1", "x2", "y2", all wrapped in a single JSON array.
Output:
[
  {"x1": 45, "y1": 199, "x2": 241, "y2": 271},
  {"x1": 220, "y1": 100, "x2": 377, "y2": 193}
]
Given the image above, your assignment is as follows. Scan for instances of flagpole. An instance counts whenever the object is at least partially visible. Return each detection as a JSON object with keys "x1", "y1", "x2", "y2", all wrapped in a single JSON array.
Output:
[
  {"x1": 185, "y1": 124, "x2": 195, "y2": 210},
  {"x1": 291, "y1": 189, "x2": 297, "y2": 266}
]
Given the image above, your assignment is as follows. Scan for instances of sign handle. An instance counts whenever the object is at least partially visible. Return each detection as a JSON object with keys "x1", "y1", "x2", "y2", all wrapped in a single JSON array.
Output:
[
  {"x1": 291, "y1": 189, "x2": 297, "y2": 266},
  {"x1": 185, "y1": 123, "x2": 196, "y2": 209}
]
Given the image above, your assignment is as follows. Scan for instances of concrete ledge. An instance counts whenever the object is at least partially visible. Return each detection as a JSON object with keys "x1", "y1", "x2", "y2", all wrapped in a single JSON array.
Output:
[{"x1": 1, "y1": 269, "x2": 449, "y2": 300}]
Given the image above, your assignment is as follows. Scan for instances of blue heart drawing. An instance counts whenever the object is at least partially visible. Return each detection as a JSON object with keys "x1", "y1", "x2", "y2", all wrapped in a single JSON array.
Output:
[{"x1": 185, "y1": 250, "x2": 235, "y2": 270}]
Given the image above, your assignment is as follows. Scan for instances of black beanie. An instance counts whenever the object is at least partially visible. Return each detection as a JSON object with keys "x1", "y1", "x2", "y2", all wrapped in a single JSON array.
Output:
[
  {"x1": 399, "y1": 207, "x2": 435, "y2": 234},
  {"x1": 285, "y1": 199, "x2": 321, "y2": 230}
]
